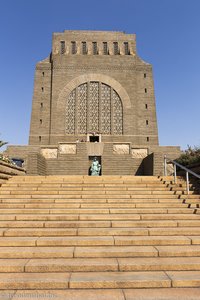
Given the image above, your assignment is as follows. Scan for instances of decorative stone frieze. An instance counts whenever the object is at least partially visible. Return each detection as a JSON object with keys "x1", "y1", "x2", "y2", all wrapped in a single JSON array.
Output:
[
  {"x1": 113, "y1": 144, "x2": 130, "y2": 155},
  {"x1": 40, "y1": 148, "x2": 58, "y2": 159},
  {"x1": 131, "y1": 148, "x2": 148, "y2": 158},
  {"x1": 59, "y1": 144, "x2": 76, "y2": 154}
]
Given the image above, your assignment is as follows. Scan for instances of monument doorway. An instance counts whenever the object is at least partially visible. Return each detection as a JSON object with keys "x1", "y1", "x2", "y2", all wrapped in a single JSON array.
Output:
[
  {"x1": 87, "y1": 133, "x2": 102, "y2": 143},
  {"x1": 89, "y1": 136, "x2": 99, "y2": 143}
]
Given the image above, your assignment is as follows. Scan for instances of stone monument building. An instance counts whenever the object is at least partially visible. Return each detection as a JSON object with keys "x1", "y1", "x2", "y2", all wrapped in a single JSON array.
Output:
[{"x1": 6, "y1": 30, "x2": 180, "y2": 175}]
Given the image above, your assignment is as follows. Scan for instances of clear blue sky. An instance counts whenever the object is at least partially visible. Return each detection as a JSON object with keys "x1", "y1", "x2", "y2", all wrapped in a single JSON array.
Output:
[{"x1": 0, "y1": 0, "x2": 199, "y2": 151}]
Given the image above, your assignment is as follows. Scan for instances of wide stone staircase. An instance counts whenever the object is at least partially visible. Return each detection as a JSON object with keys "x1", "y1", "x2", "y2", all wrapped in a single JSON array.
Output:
[{"x1": 0, "y1": 175, "x2": 200, "y2": 299}]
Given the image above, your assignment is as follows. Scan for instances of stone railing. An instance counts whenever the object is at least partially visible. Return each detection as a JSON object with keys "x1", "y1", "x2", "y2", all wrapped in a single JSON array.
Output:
[{"x1": 0, "y1": 160, "x2": 25, "y2": 184}]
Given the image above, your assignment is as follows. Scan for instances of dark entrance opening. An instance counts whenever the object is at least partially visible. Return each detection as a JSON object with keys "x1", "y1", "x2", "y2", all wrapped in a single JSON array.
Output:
[{"x1": 90, "y1": 136, "x2": 99, "y2": 143}]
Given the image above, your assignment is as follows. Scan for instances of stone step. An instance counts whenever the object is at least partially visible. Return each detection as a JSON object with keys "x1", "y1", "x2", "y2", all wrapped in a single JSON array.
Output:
[
  {"x1": 0, "y1": 247, "x2": 74, "y2": 258},
  {"x1": 2, "y1": 257, "x2": 199, "y2": 273},
  {"x1": 185, "y1": 199, "x2": 200, "y2": 204},
  {"x1": 0, "y1": 221, "x2": 44, "y2": 228},
  {"x1": 118, "y1": 257, "x2": 200, "y2": 271},
  {"x1": 0, "y1": 258, "x2": 119, "y2": 273},
  {"x1": 69, "y1": 271, "x2": 171, "y2": 288},
  {"x1": 113, "y1": 220, "x2": 200, "y2": 227},
  {"x1": 8, "y1": 191, "x2": 186, "y2": 196},
  {"x1": 0, "y1": 186, "x2": 171, "y2": 191},
  {"x1": 0, "y1": 198, "x2": 183, "y2": 204},
  {"x1": 15, "y1": 214, "x2": 140, "y2": 221},
  {"x1": 140, "y1": 214, "x2": 200, "y2": 220},
  {"x1": 74, "y1": 246, "x2": 158, "y2": 258},
  {"x1": 109, "y1": 208, "x2": 193, "y2": 214},
  {"x1": 0, "y1": 220, "x2": 112, "y2": 228},
  {"x1": 0, "y1": 190, "x2": 179, "y2": 195},
  {"x1": 0, "y1": 259, "x2": 28, "y2": 272},
  {"x1": 0, "y1": 208, "x2": 111, "y2": 214},
  {"x1": 37, "y1": 236, "x2": 114, "y2": 246},
  {"x1": 1, "y1": 244, "x2": 200, "y2": 260},
  {"x1": 0, "y1": 203, "x2": 188, "y2": 210},
  {"x1": 155, "y1": 245, "x2": 200, "y2": 257},
  {"x1": 114, "y1": 235, "x2": 191, "y2": 246},
  {"x1": 29, "y1": 181, "x2": 176, "y2": 185},
  {"x1": 166, "y1": 271, "x2": 200, "y2": 287},
  {"x1": 190, "y1": 237, "x2": 200, "y2": 244},
  {"x1": 0, "y1": 194, "x2": 181, "y2": 199},
  {"x1": 8, "y1": 180, "x2": 165, "y2": 185},
  {"x1": 4, "y1": 228, "x2": 78, "y2": 237},
  {"x1": 14, "y1": 214, "x2": 80, "y2": 221},
  {"x1": 0, "y1": 210, "x2": 197, "y2": 221},
  {"x1": 149, "y1": 227, "x2": 200, "y2": 235},
  {"x1": 37, "y1": 236, "x2": 190, "y2": 247},
  {"x1": 111, "y1": 220, "x2": 177, "y2": 227},
  {"x1": 123, "y1": 288, "x2": 200, "y2": 299},
  {"x1": 0, "y1": 237, "x2": 37, "y2": 246},
  {"x1": 9, "y1": 288, "x2": 200, "y2": 300},
  {"x1": 0, "y1": 271, "x2": 174, "y2": 289},
  {"x1": 0, "y1": 208, "x2": 195, "y2": 215},
  {"x1": 3, "y1": 194, "x2": 182, "y2": 199},
  {"x1": 9, "y1": 175, "x2": 162, "y2": 181},
  {"x1": 77, "y1": 227, "x2": 200, "y2": 236},
  {"x1": 181, "y1": 195, "x2": 200, "y2": 199},
  {"x1": 0, "y1": 273, "x2": 69, "y2": 289},
  {"x1": 25, "y1": 258, "x2": 118, "y2": 272},
  {"x1": 79, "y1": 213, "x2": 199, "y2": 221},
  {"x1": 167, "y1": 208, "x2": 195, "y2": 214},
  {"x1": 80, "y1": 203, "x2": 187, "y2": 208},
  {"x1": 4, "y1": 227, "x2": 150, "y2": 237},
  {"x1": 74, "y1": 245, "x2": 200, "y2": 258},
  {"x1": 46, "y1": 220, "x2": 178, "y2": 228},
  {"x1": 1, "y1": 213, "x2": 197, "y2": 222}
]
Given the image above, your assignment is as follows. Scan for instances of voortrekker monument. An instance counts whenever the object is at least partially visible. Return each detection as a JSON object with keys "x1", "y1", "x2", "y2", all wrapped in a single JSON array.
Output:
[{"x1": 6, "y1": 30, "x2": 180, "y2": 174}]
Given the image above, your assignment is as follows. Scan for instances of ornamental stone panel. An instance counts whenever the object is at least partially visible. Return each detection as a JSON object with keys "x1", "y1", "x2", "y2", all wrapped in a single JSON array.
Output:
[
  {"x1": 131, "y1": 148, "x2": 148, "y2": 158},
  {"x1": 59, "y1": 144, "x2": 77, "y2": 154},
  {"x1": 113, "y1": 144, "x2": 130, "y2": 155},
  {"x1": 41, "y1": 148, "x2": 58, "y2": 159}
]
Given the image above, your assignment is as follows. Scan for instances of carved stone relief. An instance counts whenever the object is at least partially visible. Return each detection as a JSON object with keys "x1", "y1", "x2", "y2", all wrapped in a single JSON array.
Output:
[
  {"x1": 59, "y1": 144, "x2": 77, "y2": 154},
  {"x1": 113, "y1": 144, "x2": 130, "y2": 155},
  {"x1": 131, "y1": 148, "x2": 148, "y2": 158},
  {"x1": 41, "y1": 148, "x2": 58, "y2": 159}
]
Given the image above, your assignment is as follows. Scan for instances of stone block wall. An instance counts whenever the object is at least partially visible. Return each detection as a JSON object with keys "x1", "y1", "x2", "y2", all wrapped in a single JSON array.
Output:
[
  {"x1": 6, "y1": 142, "x2": 180, "y2": 176},
  {"x1": 27, "y1": 153, "x2": 46, "y2": 175}
]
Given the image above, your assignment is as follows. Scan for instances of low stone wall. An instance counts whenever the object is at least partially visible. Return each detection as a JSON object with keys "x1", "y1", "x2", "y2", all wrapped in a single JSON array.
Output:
[{"x1": 0, "y1": 160, "x2": 26, "y2": 184}]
